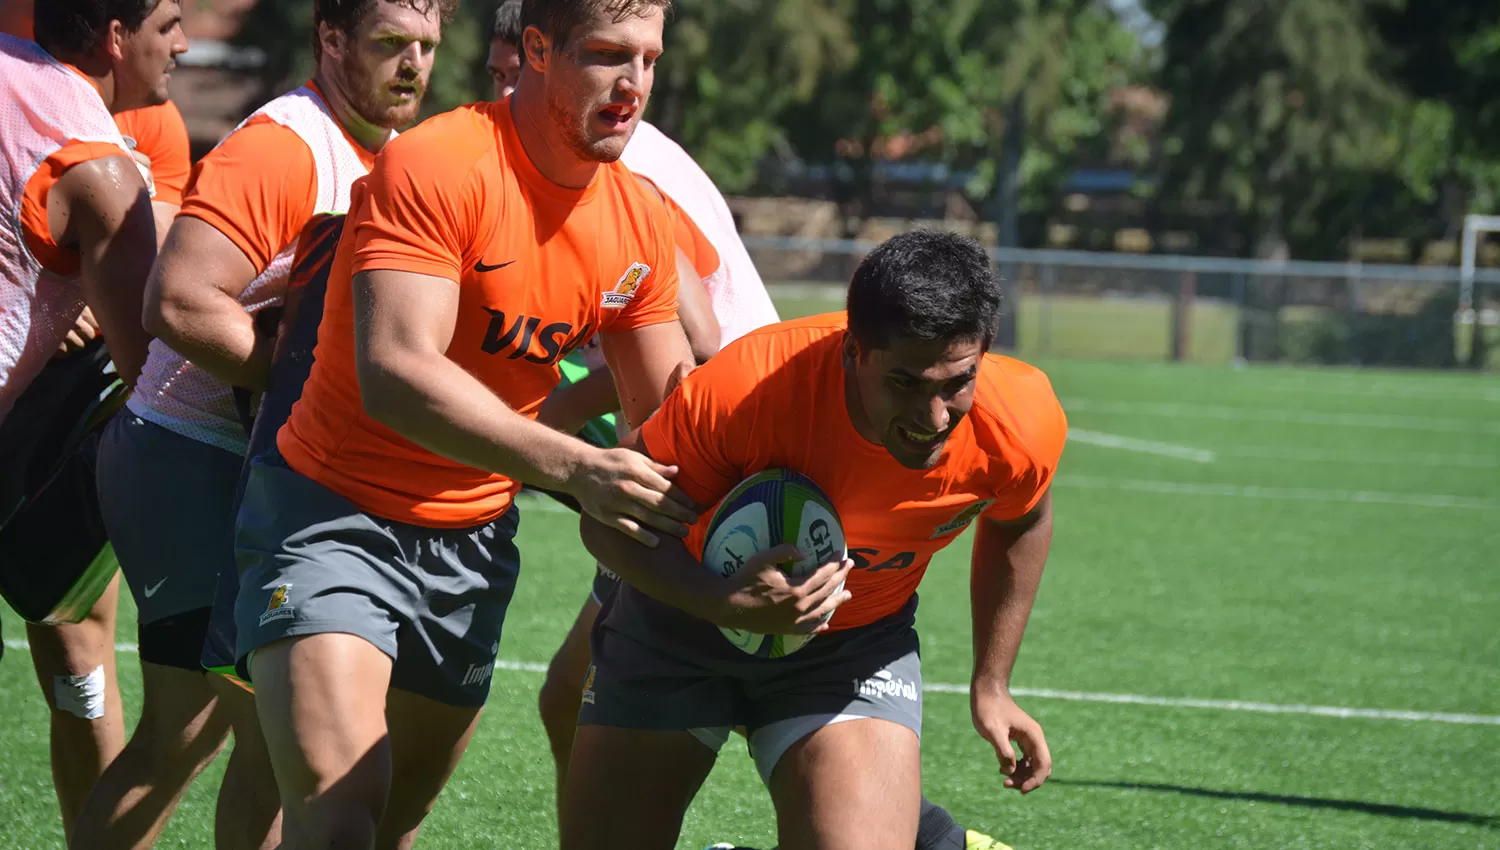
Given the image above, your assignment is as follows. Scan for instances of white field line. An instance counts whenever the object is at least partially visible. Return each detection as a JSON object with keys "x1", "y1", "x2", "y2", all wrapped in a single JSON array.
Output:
[
  {"x1": 6, "y1": 639, "x2": 1493, "y2": 727},
  {"x1": 1209, "y1": 446, "x2": 1500, "y2": 469},
  {"x1": 1058, "y1": 475, "x2": 1500, "y2": 511},
  {"x1": 1063, "y1": 399, "x2": 1500, "y2": 436},
  {"x1": 1068, "y1": 429, "x2": 1217, "y2": 463},
  {"x1": 517, "y1": 477, "x2": 1498, "y2": 514}
]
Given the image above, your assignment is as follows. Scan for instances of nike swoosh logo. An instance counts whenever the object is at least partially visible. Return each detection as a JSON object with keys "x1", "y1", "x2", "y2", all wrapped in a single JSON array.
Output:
[
  {"x1": 143, "y1": 579, "x2": 167, "y2": 598},
  {"x1": 474, "y1": 260, "x2": 515, "y2": 274}
]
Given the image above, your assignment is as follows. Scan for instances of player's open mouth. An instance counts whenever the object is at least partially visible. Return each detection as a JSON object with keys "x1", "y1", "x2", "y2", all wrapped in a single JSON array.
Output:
[
  {"x1": 895, "y1": 425, "x2": 944, "y2": 449},
  {"x1": 597, "y1": 104, "x2": 636, "y2": 130},
  {"x1": 391, "y1": 83, "x2": 420, "y2": 98}
]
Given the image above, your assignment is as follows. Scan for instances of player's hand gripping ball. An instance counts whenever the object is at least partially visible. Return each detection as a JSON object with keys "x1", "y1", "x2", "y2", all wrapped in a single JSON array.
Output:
[{"x1": 701, "y1": 469, "x2": 847, "y2": 657}]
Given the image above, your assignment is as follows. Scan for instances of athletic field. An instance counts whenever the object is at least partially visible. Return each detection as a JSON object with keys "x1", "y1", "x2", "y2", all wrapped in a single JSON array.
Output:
[{"x1": 3, "y1": 298, "x2": 1497, "y2": 849}]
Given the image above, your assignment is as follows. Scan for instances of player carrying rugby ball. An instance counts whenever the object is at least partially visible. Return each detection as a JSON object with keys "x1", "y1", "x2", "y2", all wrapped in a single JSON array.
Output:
[{"x1": 562, "y1": 229, "x2": 1069, "y2": 850}]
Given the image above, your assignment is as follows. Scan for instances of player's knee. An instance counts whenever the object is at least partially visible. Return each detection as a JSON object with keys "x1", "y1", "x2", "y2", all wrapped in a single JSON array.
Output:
[{"x1": 50, "y1": 664, "x2": 108, "y2": 721}]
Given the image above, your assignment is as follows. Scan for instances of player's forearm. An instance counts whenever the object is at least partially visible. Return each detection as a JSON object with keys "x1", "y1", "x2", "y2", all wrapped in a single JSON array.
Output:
[
  {"x1": 536, "y1": 368, "x2": 620, "y2": 435},
  {"x1": 150, "y1": 202, "x2": 178, "y2": 249},
  {"x1": 146, "y1": 280, "x2": 272, "y2": 391},
  {"x1": 970, "y1": 498, "x2": 1054, "y2": 693},
  {"x1": 359, "y1": 348, "x2": 597, "y2": 493},
  {"x1": 579, "y1": 513, "x2": 723, "y2": 618}
]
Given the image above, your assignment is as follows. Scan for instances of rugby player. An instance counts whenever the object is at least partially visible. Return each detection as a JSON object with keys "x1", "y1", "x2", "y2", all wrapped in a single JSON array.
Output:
[
  {"x1": 75, "y1": 2, "x2": 455, "y2": 848},
  {"x1": 489, "y1": 11, "x2": 1020, "y2": 849},
  {"x1": 483, "y1": 0, "x2": 778, "y2": 789},
  {"x1": 226, "y1": 1, "x2": 838, "y2": 845},
  {"x1": 0, "y1": 0, "x2": 181, "y2": 839},
  {"x1": 562, "y1": 230, "x2": 1064, "y2": 850}
]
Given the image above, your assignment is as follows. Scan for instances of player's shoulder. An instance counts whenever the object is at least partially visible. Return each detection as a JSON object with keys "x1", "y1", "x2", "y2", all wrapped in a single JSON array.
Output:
[
  {"x1": 970, "y1": 353, "x2": 1067, "y2": 463},
  {"x1": 700, "y1": 312, "x2": 845, "y2": 382},
  {"x1": 379, "y1": 102, "x2": 501, "y2": 177},
  {"x1": 210, "y1": 113, "x2": 310, "y2": 158}
]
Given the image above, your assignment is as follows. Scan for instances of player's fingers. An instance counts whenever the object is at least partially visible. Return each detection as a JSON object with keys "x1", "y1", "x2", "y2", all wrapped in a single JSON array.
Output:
[
  {"x1": 1018, "y1": 725, "x2": 1052, "y2": 789},
  {"x1": 609, "y1": 514, "x2": 659, "y2": 548},
  {"x1": 748, "y1": 543, "x2": 805, "y2": 569},
  {"x1": 793, "y1": 589, "x2": 851, "y2": 629},
  {"x1": 798, "y1": 557, "x2": 850, "y2": 589},
  {"x1": 622, "y1": 477, "x2": 699, "y2": 525},
  {"x1": 993, "y1": 730, "x2": 1018, "y2": 775}
]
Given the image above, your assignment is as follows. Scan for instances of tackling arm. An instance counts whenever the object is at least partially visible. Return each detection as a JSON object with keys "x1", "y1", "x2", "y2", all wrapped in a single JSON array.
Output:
[{"x1": 353, "y1": 268, "x2": 698, "y2": 544}]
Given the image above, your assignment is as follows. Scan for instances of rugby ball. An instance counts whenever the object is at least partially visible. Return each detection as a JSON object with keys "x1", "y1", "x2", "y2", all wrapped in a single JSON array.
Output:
[{"x1": 700, "y1": 469, "x2": 847, "y2": 658}]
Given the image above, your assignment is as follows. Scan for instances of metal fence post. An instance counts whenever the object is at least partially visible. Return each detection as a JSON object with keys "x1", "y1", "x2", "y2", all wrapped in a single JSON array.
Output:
[
  {"x1": 1231, "y1": 271, "x2": 1247, "y2": 363},
  {"x1": 1040, "y1": 262, "x2": 1055, "y2": 357},
  {"x1": 1171, "y1": 271, "x2": 1196, "y2": 362}
]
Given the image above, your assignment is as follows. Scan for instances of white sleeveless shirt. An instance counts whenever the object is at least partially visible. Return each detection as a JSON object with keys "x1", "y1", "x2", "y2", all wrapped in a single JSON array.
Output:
[
  {"x1": 128, "y1": 86, "x2": 376, "y2": 453},
  {"x1": 620, "y1": 121, "x2": 780, "y2": 347},
  {"x1": 0, "y1": 34, "x2": 132, "y2": 426}
]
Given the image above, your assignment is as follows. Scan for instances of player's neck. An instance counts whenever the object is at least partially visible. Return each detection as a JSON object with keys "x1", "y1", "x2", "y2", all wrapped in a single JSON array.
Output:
[
  {"x1": 509, "y1": 84, "x2": 599, "y2": 190},
  {"x1": 50, "y1": 50, "x2": 120, "y2": 113},
  {"x1": 314, "y1": 69, "x2": 395, "y2": 156}
]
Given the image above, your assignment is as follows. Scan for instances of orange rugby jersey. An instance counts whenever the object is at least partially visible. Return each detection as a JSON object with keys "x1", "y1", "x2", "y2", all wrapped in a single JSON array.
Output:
[
  {"x1": 179, "y1": 82, "x2": 375, "y2": 275},
  {"x1": 639, "y1": 312, "x2": 1068, "y2": 631},
  {"x1": 279, "y1": 99, "x2": 680, "y2": 527},
  {"x1": 115, "y1": 101, "x2": 191, "y2": 205}
]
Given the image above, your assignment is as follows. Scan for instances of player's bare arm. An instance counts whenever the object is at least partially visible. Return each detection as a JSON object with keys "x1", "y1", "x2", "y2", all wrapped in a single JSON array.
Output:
[
  {"x1": 579, "y1": 492, "x2": 853, "y2": 634},
  {"x1": 598, "y1": 316, "x2": 696, "y2": 431},
  {"x1": 970, "y1": 491, "x2": 1055, "y2": 795},
  {"x1": 674, "y1": 245, "x2": 720, "y2": 364},
  {"x1": 353, "y1": 267, "x2": 697, "y2": 544},
  {"x1": 56, "y1": 154, "x2": 158, "y2": 387},
  {"x1": 143, "y1": 216, "x2": 271, "y2": 390}
]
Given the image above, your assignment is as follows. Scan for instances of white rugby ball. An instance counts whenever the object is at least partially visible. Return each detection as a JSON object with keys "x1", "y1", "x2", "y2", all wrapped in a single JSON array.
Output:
[{"x1": 700, "y1": 468, "x2": 847, "y2": 658}]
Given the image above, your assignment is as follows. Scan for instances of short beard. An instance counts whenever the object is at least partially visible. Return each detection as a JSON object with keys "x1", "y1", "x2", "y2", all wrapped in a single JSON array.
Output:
[
  {"x1": 543, "y1": 85, "x2": 632, "y2": 164},
  {"x1": 342, "y1": 53, "x2": 423, "y2": 129}
]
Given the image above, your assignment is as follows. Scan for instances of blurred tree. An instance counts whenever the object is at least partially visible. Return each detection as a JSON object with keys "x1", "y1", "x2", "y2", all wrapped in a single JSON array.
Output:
[
  {"x1": 650, "y1": 0, "x2": 859, "y2": 193},
  {"x1": 776, "y1": 0, "x2": 1148, "y2": 227},
  {"x1": 1377, "y1": 1, "x2": 1500, "y2": 225},
  {"x1": 1142, "y1": 0, "x2": 1405, "y2": 260}
]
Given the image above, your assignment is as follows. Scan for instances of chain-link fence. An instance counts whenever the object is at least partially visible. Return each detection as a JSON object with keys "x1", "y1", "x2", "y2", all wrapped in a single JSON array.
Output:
[{"x1": 744, "y1": 236, "x2": 1500, "y2": 370}]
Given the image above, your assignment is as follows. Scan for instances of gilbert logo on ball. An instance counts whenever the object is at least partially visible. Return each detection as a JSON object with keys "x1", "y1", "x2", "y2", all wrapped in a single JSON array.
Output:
[{"x1": 701, "y1": 468, "x2": 847, "y2": 658}]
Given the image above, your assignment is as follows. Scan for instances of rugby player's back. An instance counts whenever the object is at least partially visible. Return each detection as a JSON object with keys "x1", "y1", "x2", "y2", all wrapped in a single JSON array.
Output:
[{"x1": 639, "y1": 311, "x2": 1067, "y2": 630}]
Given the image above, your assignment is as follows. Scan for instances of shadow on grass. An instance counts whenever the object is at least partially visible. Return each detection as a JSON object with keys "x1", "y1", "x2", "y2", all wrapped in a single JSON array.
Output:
[{"x1": 1053, "y1": 779, "x2": 1497, "y2": 828}]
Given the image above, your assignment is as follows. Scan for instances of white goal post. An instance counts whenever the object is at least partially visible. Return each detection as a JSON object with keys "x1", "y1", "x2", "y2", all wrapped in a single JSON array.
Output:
[{"x1": 1459, "y1": 214, "x2": 1500, "y2": 314}]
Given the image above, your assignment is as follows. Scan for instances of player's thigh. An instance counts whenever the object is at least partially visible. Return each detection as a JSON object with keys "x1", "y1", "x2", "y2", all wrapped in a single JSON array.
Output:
[
  {"x1": 768, "y1": 717, "x2": 921, "y2": 850},
  {"x1": 560, "y1": 725, "x2": 718, "y2": 850},
  {"x1": 96, "y1": 413, "x2": 239, "y2": 639},
  {"x1": 248, "y1": 632, "x2": 394, "y2": 803},
  {"x1": 547, "y1": 592, "x2": 601, "y2": 687},
  {"x1": 377, "y1": 687, "x2": 484, "y2": 843}
]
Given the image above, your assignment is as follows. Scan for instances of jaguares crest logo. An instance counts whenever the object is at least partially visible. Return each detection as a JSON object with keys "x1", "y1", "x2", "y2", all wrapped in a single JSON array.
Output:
[
  {"x1": 259, "y1": 583, "x2": 295, "y2": 626},
  {"x1": 601, "y1": 262, "x2": 651, "y2": 308},
  {"x1": 930, "y1": 500, "x2": 995, "y2": 539}
]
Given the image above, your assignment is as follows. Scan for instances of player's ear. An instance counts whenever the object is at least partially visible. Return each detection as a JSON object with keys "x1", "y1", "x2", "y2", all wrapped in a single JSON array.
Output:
[
  {"x1": 841, "y1": 331, "x2": 861, "y2": 365},
  {"x1": 105, "y1": 19, "x2": 127, "y2": 62},
  {"x1": 522, "y1": 26, "x2": 550, "y2": 71},
  {"x1": 317, "y1": 21, "x2": 344, "y2": 61}
]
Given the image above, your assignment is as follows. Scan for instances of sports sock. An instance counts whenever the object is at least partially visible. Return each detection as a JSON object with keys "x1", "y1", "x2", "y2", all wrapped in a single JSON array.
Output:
[{"x1": 915, "y1": 797, "x2": 967, "y2": 850}]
